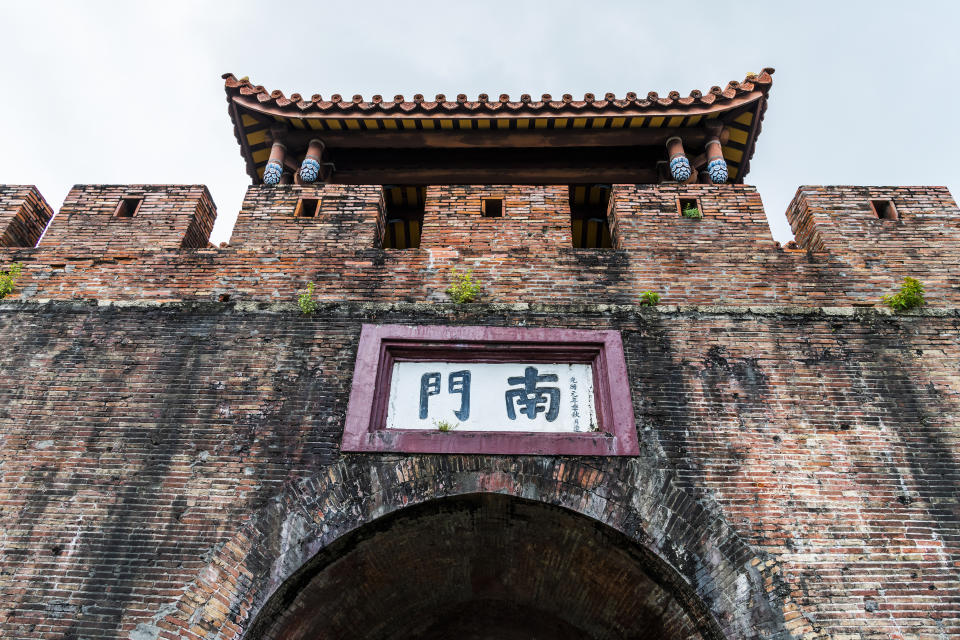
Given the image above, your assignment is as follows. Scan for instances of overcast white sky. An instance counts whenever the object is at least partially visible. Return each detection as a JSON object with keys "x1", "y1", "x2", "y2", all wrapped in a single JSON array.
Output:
[{"x1": 1, "y1": 1, "x2": 958, "y2": 243}]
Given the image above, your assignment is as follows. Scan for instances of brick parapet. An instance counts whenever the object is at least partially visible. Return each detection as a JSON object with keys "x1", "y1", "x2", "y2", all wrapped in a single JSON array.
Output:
[
  {"x1": 38, "y1": 184, "x2": 217, "y2": 251},
  {"x1": 2, "y1": 183, "x2": 960, "y2": 306},
  {"x1": 0, "y1": 300, "x2": 957, "y2": 638},
  {"x1": 612, "y1": 183, "x2": 775, "y2": 249},
  {"x1": 421, "y1": 185, "x2": 572, "y2": 251},
  {"x1": 786, "y1": 185, "x2": 960, "y2": 259},
  {"x1": 229, "y1": 184, "x2": 384, "y2": 251},
  {"x1": 0, "y1": 185, "x2": 54, "y2": 248},
  {"x1": 0, "y1": 242, "x2": 950, "y2": 307}
]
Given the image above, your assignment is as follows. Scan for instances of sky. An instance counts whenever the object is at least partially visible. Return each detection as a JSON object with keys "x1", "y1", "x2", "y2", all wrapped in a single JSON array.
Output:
[{"x1": 1, "y1": 0, "x2": 958, "y2": 244}]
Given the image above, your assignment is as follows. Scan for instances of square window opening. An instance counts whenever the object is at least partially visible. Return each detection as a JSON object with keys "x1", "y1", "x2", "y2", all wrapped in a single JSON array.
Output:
[
  {"x1": 381, "y1": 185, "x2": 425, "y2": 249},
  {"x1": 871, "y1": 199, "x2": 898, "y2": 221},
  {"x1": 569, "y1": 185, "x2": 613, "y2": 248},
  {"x1": 678, "y1": 197, "x2": 702, "y2": 219},
  {"x1": 481, "y1": 198, "x2": 503, "y2": 218},
  {"x1": 294, "y1": 197, "x2": 321, "y2": 218},
  {"x1": 114, "y1": 197, "x2": 142, "y2": 218}
]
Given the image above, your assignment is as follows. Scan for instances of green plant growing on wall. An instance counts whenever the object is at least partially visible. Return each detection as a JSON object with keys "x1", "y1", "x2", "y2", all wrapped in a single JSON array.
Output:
[
  {"x1": 298, "y1": 282, "x2": 318, "y2": 315},
  {"x1": 681, "y1": 203, "x2": 702, "y2": 219},
  {"x1": 0, "y1": 262, "x2": 23, "y2": 299},
  {"x1": 639, "y1": 291, "x2": 660, "y2": 307},
  {"x1": 435, "y1": 419, "x2": 457, "y2": 432},
  {"x1": 446, "y1": 268, "x2": 482, "y2": 303},
  {"x1": 882, "y1": 277, "x2": 925, "y2": 311}
]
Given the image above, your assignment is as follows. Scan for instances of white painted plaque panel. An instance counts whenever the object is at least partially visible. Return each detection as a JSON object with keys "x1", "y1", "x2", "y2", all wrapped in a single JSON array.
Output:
[{"x1": 386, "y1": 362, "x2": 597, "y2": 433}]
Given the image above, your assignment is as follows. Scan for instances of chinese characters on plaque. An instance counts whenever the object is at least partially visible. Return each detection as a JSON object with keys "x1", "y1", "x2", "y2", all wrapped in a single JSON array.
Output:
[{"x1": 386, "y1": 362, "x2": 597, "y2": 433}]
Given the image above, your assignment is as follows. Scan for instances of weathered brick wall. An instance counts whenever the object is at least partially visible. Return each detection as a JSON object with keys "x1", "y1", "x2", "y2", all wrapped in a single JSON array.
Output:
[
  {"x1": 0, "y1": 185, "x2": 53, "y2": 248},
  {"x1": 229, "y1": 184, "x2": 384, "y2": 251},
  {"x1": 421, "y1": 185, "x2": 572, "y2": 252},
  {"x1": 2, "y1": 181, "x2": 960, "y2": 636},
  {"x1": 786, "y1": 186, "x2": 960, "y2": 261},
  {"x1": 38, "y1": 185, "x2": 217, "y2": 251},
  {"x1": 0, "y1": 302, "x2": 956, "y2": 639},
  {"x1": 613, "y1": 183, "x2": 775, "y2": 249},
  {"x1": 3, "y1": 183, "x2": 959, "y2": 307}
]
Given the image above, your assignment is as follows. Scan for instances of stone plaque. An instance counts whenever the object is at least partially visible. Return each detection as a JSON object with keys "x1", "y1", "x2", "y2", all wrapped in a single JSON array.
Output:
[
  {"x1": 342, "y1": 324, "x2": 639, "y2": 456},
  {"x1": 386, "y1": 362, "x2": 597, "y2": 433}
]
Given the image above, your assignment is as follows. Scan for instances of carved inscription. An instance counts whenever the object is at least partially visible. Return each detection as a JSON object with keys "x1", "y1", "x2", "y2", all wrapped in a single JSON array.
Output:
[{"x1": 387, "y1": 362, "x2": 596, "y2": 433}]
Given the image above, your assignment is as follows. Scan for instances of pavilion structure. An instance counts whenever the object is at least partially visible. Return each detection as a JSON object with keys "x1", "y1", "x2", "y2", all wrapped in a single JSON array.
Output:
[{"x1": 223, "y1": 68, "x2": 773, "y2": 249}]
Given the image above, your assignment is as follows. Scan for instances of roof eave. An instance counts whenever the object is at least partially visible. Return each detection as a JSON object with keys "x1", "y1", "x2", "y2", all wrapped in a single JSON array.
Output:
[{"x1": 223, "y1": 68, "x2": 774, "y2": 184}]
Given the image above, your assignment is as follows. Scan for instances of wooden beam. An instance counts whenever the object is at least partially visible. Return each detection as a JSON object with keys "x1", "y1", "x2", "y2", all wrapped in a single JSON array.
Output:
[
  {"x1": 275, "y1": 135, "x2": 665, "y2": 184},
  {"x1": 278, "y1": 127, "x2": 714, "y2": 150},
  {"x1": 327, "y1": 167, "x2": 660, "y2": 184}
]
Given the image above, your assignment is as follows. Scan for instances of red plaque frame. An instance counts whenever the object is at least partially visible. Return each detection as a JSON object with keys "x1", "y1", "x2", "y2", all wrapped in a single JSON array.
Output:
[{"x1": 342, "y1": 324, "x2": 639, "y2": 455}]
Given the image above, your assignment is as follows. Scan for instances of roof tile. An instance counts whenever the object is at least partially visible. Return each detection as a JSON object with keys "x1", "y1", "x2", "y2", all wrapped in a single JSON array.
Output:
[
  {"x1": 222, "y1": 69, "x2": 775, "y2": 116},
  {"x1": 222, "y1": 69, "x2": 775, "y2": 183}
]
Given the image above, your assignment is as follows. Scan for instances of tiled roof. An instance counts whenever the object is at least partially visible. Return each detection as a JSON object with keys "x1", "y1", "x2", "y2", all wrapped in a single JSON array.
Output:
[
  {"x1": 223, "y1": 69, "x2": 774, "y2": 184},
  {"x1": 222, "y1": 68, "x2": 774, "y2": 116}
]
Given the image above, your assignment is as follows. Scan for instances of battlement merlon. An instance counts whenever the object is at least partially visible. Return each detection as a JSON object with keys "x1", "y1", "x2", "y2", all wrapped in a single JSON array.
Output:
[
  {"x1": 0, "y1": 185, "x2": 54, "y2": 248},
  {"x1": 2, "y1": 182, "x2": 960, "y2": 307},
  {"x1": 786, "y1": 185, "x2": 960, "y2": 254},
  {"x1": 37, "y1": 184, "x2": 217, "y2": 251}
]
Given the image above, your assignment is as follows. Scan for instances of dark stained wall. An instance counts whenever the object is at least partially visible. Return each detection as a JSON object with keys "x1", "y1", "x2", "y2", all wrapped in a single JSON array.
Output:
[
  {"x1": 1, "y1": 181, "x2": 959, "y2": 639},
  {"x1": 0, "y1": 301, "x2": 957, "y2": 639}
]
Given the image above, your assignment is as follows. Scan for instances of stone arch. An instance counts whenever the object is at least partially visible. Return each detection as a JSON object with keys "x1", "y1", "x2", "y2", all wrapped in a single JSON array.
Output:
[
  {"x1": 157, "y1": 457, "x2": 795, "y2": 639},
  {"x1": 246, "y1": 492, "x2": 724, "y2": 639}
]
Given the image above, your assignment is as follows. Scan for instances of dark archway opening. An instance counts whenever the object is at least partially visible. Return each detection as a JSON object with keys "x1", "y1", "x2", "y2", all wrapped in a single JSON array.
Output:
[{"x1": 246, "y1": 493, "x2": 723, "y2": 640}]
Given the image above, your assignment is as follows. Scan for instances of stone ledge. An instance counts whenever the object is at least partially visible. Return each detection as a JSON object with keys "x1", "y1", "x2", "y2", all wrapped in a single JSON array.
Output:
[{"x1": 1, "y1": 298, "x2": 957, "y2": 319}]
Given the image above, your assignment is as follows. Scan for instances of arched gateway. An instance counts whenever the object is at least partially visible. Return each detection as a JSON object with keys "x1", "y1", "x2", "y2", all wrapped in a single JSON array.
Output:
[
  {"x1": 245, "y1": 493, "x2": 723, "y2": 640},
  {"x1": 166, "y1": 455, "x2": 791, "y2": 640}
]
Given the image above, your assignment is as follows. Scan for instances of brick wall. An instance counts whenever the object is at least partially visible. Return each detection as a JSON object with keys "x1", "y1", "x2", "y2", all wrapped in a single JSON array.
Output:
[
  {"x1": 421, "y1": 185, "x2": 572, "y2": 252},
  {"x1": 1, "y1": 181, "x2": 960, "y2": 637},
  {"x1": 38, "y1": 185, "x2": 217, "y2": 251},
  {"x1": 612, "y1": 183, "x2": 775, "y2": 249},
  {"x1": 229, "y1": 184, "x2": 384, "y2": 251},
  {"x1": 0, "y1": 185, "x2": 53, "y2": 248},
  {"x1": 0, "y1": 302, "x2": 956, "y2": 638},
  {"x1": 786, "y1": 186, "x2": 960, "y2": 261},
  {"x1": 2, "y1": 183, "x2": 960, "y2": 306}
]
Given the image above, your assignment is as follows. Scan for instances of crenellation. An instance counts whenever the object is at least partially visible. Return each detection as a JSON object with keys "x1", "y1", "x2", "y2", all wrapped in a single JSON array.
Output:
[
  {"x1": 181, "y1": 187, "x2": 218, "y2": 249},
  {"x1": 420, "y1": 185, "x2": 571, "y2": 252},
  {"x1": 786, "y1": 185, "x2": 960, "y2": 255},
  {"x1": 0, "y1": 185, "x2": 53, "y2": 248},
  {"x1": 611, "y1": 183, "x2": 775, "y2": 250},
  {"x1": 229, "y1": 184, "x2": 384, "y2": 250},
  {"x1": 3, "y1": 182, "x2": 960, "y2": 306},
  {"x1": 38, "y1": 184, "x2": 217, "y2": 251}
]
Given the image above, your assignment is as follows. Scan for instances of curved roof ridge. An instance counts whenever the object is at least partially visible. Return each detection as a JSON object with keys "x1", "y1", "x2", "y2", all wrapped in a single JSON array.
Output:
[{"x1": 222, "y1": 69, "x2": 774, "y2": 115}]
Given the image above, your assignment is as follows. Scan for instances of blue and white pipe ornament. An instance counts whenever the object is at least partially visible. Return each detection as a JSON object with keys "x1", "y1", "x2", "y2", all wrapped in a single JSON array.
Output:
[
  {"x1": 263, "y1": 160, "x2": 283, "y2": 186},
  {"x1": 706, "y1": 158, "x2": 728, "y2": 184},
  {"x1": 299, "y1": 156, "x2": 321, "y2": 183},
  {"x1": 669, "y1": 155, "x2": 692, "y2": 182}
]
